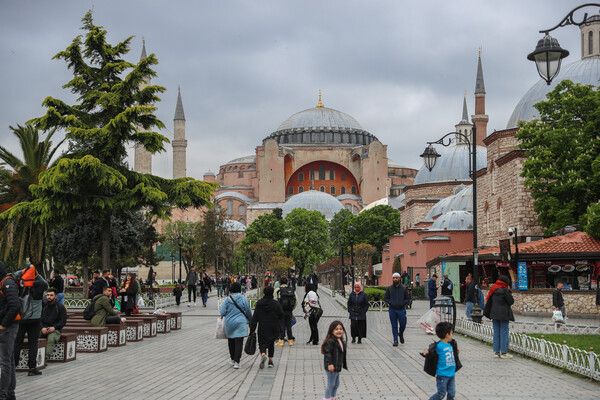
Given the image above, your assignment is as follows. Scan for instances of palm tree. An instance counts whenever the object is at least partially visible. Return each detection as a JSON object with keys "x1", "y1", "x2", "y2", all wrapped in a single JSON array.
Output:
[{"x1": 0, "y1": 124, "x2": 65, "y2": 270}]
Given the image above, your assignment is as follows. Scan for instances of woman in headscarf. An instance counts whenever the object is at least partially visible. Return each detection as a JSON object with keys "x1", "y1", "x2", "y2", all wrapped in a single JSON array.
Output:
[
  {"x1": 219, "y1": 282, "x2": 252, "y2": 369},
  {"x1": 483, "y1": 274, "x2": 515, "y2": 359},
  {"x1": 249, "y1": 286, "x2": 283, "y2": 369},
  {"x1": 302, "y1": 283, "x2": 321, "y2": 345},
  {"x1": 347, "y1": 281, "x2": 369, "y2": 343}
]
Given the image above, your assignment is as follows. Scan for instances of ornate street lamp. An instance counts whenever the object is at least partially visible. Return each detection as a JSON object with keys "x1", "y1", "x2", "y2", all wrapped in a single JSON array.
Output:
[
  {"x1": 347, "y1": 225, "x2": 356, "y2": 289},
  {"x1": 202, "y1": 242, "x2": 207, "y2": 273},
  {"x1": 177, "y1": 234, "x2": 184, "y2": 284},
  {"x1": 421, "y1": 125, "x2": 482, "y2": 319},
  {"x1": 528, "y1": 4, "x2": 600, "y2": 85},
  {"x1": 339, "y1": 234, "x2": 345, "y2": 295}
]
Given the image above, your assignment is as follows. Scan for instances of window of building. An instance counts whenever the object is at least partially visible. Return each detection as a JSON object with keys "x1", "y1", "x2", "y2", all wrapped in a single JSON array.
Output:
[
  {"x1": 298, "y1": 172, "x2": 304, "y2": 182},
  {"x1": 309, "y1": 169, "x2": 315, "y2": 180},
  {"x1": 320, "y1": 186, "x2": 325, "y2": 192},
  {"x1": 341, "y1": 173, "x2": 346, "y2": 181},
  {"x1": 351, "y1": 186, "x2": 357, "y2": 194},
  {"x1": 288, "y1": 186, "x2": 294, "y2": 195},
  {"x1": 329, "y1": 169, "x2": 335, "y2": 180},
  {"x1": 330, "y1": 186, "x2": 336, "y2": 194},
  {"x1": 319, "y1": 165, "x2": 325, "y2": 180},
  {"x1": 239, "y1": 219, "x2": 246, "y2": 226},
  {"x1": 590, "y1": 31, "x2": 594, "y2": 55},
  {"x1": 341, "y1": 186, "x2": 346, "y2": 195},
  {"x1": 238, "y1": 204, "x2": 245, "y2": 215},
  {"x1": 227, "y1": 200, "x2": 234, "y2": 216},
  {"x1": 298, "y1": 186, "x2": 304, "y2": 193}
]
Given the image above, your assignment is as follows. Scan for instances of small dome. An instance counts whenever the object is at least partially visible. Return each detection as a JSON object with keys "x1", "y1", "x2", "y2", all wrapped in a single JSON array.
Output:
[
  {"x1": 507, "y1": 57, "x2": 600, "y2": 128},
  {"x1": 414, "y1": 144, "x2": 487, "y2": 185},
  {"x1": 214, "y1": 191, "x2": 253, "y2": 204},
  {"x1": 282, "y1": 190, "x2": 344, "y2": 221},
  {"x1": 223, "y1": 219, "x2": 246, "y2": 232},
  {"x1": 429, "y1": 210, "x2": 473, "y2": 231},
  {"x1": 225, "y1": 155, "x2": 256, "y2": 165},
  {"x1": 425, "y1": 185, "x2": 473, "y2": 222}
]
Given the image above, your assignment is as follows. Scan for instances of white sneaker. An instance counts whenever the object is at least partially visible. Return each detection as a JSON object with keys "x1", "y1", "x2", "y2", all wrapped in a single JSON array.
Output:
[
  {"x1": 233, "y1": 362, "x2": 240, "y2": 369},
  {"x1": 500, "y1": 353, "x2": 513, "y2": 359},
  {"x1": 228, "y1": 359, "x2": 235, "y2": 366}
]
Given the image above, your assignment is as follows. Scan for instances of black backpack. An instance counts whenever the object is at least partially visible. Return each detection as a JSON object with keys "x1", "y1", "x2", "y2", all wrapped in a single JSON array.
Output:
[
  {"x1": 278, "y1": 286, "x2": 296, "y2": 311},
  {"x1": 83, "y1": 297, "x2": 99, "y2": 320}
]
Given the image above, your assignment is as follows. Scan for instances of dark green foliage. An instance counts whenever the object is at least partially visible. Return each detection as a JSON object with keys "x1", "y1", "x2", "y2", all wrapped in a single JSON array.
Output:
[{"x1": 363, "y1": 287, "x2": 386, "y2": 301}]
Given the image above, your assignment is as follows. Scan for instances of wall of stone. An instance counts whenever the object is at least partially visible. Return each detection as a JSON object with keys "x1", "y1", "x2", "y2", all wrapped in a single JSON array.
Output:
[{"x1": 481, "y1": 288, "x2": 598, "y2": 316}]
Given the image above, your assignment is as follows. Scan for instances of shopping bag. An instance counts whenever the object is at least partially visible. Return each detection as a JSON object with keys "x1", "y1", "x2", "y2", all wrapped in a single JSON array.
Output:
[
  {"x1": 137, "y1": 296, "x2": 145, "y2": 308},
  {"x1": 552, "y1": 309, "x2": 565, "y2": 324},
  {"x1": 114, "y1": 298, "x2": 121, "y2": 311},
  {"x1": 244, "y1": 332, "x2": 257, "y2": 355},
  {"x1": 215, "y1": 316, "x2": 227, "y2": 339},
  {"x1": 416, "y1": 308, "x2": 441, "y2": 334}
]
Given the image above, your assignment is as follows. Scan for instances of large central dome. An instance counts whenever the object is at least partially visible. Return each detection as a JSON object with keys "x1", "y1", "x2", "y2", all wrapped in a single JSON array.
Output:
[{"x1": 263, "y1": 96, "x2": 378, "y2": 146}]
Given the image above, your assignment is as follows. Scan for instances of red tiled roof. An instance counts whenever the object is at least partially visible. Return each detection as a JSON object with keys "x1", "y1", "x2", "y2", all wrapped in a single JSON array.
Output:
[{"x1": 445, "y1": 231, "x2": 600, "y2": 257}]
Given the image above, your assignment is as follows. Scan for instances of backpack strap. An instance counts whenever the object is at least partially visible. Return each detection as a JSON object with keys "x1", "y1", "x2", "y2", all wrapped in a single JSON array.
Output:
[{"x1": 229, "y1": 295, "x2": 250, "y2": 323}]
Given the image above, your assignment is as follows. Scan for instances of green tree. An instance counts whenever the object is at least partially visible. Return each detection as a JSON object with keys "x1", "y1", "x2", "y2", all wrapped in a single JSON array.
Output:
[
  {"x1": 517, "y1": 80, "x2": 600, "y2": 236},
  {"x1": 329, "y1": 208, "x2": 354, "y2": 244},
  {"x1": 285, "y1": 208, "x2": 329, "y2": 281},
  {"x1": 0, "y1": 124, "x2": 65, "y2": 270},
  {"x1": 354, "y1": 243, "x2": 376, "y2": 285},
  {"x1": 242, "y1": 213, "x2": 285, "y2": 246},
  {"x1": 352, "y1": 205, "x2": 400, "y2": 261},
  {"x1": 4, "y1": 11, "x2": 217, "y2": 271}
]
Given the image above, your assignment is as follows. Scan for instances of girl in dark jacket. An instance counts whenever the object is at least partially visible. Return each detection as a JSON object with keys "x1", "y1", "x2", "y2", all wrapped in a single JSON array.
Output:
[
  {"x1": 250, "y1": 286, "x2": 283, "y2": 369},
  {"x1": 483, "y1": 274, "x2": 515, "y2": 358},
  {"x1": 347, "y1": 282, "x2": 369, "y2": 343},
  {"x1": 119, "y1": 273, "x2": 139, "y2": 316},
  {"x1": 321, "y1": 320, "x2": 348, "y2": 400}
]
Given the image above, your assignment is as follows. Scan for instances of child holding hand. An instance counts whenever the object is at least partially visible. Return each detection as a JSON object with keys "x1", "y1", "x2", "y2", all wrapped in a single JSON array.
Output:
[
  {"x1": 422, "y1": 322, "x2": 462, "y2": 400},
  {"x1": 321, "y1": 320, "x2": 348, "y2": 400}
]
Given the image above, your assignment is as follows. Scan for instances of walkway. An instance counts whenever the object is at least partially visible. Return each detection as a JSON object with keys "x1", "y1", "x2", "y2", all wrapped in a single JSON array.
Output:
[{"x1": 16, "y1": 287, "x2": 599, "y2": 399}]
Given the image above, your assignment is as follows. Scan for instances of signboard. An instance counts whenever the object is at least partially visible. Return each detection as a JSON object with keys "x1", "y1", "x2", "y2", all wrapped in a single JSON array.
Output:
[
  {"x1": 499, "y1": 239, "x2": 512, "y2": 262},
  {"x1": 517, "y1": 261, "x2": 528, "y2": 290}
]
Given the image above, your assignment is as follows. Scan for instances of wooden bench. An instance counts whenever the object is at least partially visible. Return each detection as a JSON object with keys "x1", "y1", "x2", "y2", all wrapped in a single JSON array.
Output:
[
  {"x1": 122, "y1": 315, "x2": 158, "y2": 337},
  {"x1": 168, "y1": 311, "x2": 182, "y2": 330},
  {"x1": 16, "y1": 338, "x2": 47, "y2": 371},
  {"x1": 61, "y1": 326, "x2": 109, "y2": 352},
  {"x1": 148, "y1": 313, "x2": 171, "y2": 334},
  {"x1": 67, "y1": 320, "x2": 127, "y2": 347},
  {"x1": 47, "y1": 332, "x2": 77, "y2": 363}
]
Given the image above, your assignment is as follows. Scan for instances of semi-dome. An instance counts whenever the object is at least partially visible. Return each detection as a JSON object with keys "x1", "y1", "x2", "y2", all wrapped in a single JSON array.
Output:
[
  {"x1": 223, "y1": 219, "x2": 246, "y2": 232},
  {"x1": 282, "y1": 190, "x2": 344, "y2": 221},
  {"x1": 425, "y1": 185, "x2": 472, "y2": 222},
  {"x1": 413, "y1": 143, "x2": 487, "y2": 185},
  {"x1": 429, "y1": 210, "x2": 473, "y2": 231},
  {"x1": 507, "y1": 56, "x2": 600, "y2": 128}
]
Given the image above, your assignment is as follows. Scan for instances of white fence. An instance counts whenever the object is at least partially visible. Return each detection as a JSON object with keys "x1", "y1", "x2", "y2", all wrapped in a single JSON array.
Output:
[
  {"x1": 64, "y1": 290, "x2": 189, "y2": 310},
  {"x1": 455, "y1": 318, "x2": 600, "y2": 381},
  {"x1": 321, "y1": 285, "x2": 389, "y2": 312}
]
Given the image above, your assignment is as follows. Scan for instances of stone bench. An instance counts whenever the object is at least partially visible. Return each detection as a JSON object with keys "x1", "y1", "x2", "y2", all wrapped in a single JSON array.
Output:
[
  {"x1": 47, "y1": 332, "x2": 77, "y2": 363},
  {"x1": 120, "y1": 315, "x2": 158, "y2": 337},
  {"x1": 16, "y1": 338, "x2": 47, "y2": 372},
  {"x1": 61, "y1": 326, "x2": 109, "y2": 353},
  {"x1": 67, "y1": 320, "x2": 127, "y2": 347},
  {"x1": 168, "y1": 311, "x2": 182, "y2": 330}
]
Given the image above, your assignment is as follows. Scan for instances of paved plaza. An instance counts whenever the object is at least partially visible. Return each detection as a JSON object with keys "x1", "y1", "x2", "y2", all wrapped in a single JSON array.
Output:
[{"x1": 16, "y1": 288, "x2": 599, "y2": 400}]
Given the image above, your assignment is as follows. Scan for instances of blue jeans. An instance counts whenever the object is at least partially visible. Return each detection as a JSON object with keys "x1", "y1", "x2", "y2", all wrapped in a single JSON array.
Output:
[
  {"x1": 429, "y1": 375, "x2": 455, "y2": 400},
  {"x1": 388, "y1": 308, "x2": 407, "y2": 342},
  {"x1": 324, "y1": 370, "x2": 340, "y2": 398},
  {"x1": 57, "y1": 293, "x2": 65, "y2": 305},
  {"x1": 0, "y1": 324, "x2": 19, "y2": 399},
  {"x1": 492, "y1": 319, "x2": 509, "y2": 353},
  {"x1": 465, "y1": 302, "x2": 474, "y2": 320},
  {"x1": 202, "y1": 292, "x2": 208, "y2": 305}
]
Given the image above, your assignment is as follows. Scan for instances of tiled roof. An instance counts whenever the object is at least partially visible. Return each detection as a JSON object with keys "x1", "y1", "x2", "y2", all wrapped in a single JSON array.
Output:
[{"x1": 445, "y1": 231, "x2": 600, "y2": 257}]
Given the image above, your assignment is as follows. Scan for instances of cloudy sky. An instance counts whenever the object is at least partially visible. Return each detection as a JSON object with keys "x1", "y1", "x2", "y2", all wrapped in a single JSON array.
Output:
[{"x1": 0, "y1": 1, "x2": 589, "y2": 179}]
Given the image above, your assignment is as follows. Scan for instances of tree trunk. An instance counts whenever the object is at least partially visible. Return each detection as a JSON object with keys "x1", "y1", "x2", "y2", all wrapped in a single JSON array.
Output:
[
  {"x1": 82, "y1": 254, "x2": 89, "y2": 297},
  {"x1": 101, "y1": 214, "x2": 111, "y2": 272}
]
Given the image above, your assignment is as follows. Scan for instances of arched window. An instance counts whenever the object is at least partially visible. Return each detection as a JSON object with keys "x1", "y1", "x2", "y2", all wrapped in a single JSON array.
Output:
[
  {"x1": 590, "y1": 31, "x2": 594, "y2": 55},
  {"x1": 330, "y1": 186, "x2": 336, "y2": 194},
  {"x1": 298, "y1": 186, "x2": 304, "y2": 193},
  {"x1": 298, "y1": 172, "x2": 304, "y2": 182},
  {"x1": 351, "y1": 186, "x2": 357, "y2": 194},
  {"x1": 238, "y1": 204, "x2": 245, "y2": 215},
  {"x1": 309, "y1": 185, "x2": 315, "y2": 190},
  {"x1": 288, "y1": 186, "x2": 294, "y2": 195},
  {"x1": 329, "y1": 169, "x2": 335, "y2": 180},
  {"x1": 319, "y1": 165, "x2": 325, "y2": 180},
  {"x1": 341, "y1": 186, "x2": 346, "y2": 195},
  {"x1": 227, "y1": 200, "x2": 234, "y2": 216},
  {"x1": 309, "y1": 170, "x2": 315, "y2": 180},
  {"x1": 320, "y1": 186, "x2": 325, "y2": 192}
]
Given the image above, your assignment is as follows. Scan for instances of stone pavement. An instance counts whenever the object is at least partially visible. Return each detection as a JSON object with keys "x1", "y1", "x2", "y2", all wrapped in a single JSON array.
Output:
[{"x1": 16, "y1": 288, "x2": 599, "y2": 400}]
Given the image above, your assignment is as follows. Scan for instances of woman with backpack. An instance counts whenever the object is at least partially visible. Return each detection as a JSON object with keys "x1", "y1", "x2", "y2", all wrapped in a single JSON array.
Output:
[
  {"x1": 249, "y1": 286, "x2": 283, "y2": 369},
  {"x1": 347, "y1": 282, "x2": 369, "y2": 343}
]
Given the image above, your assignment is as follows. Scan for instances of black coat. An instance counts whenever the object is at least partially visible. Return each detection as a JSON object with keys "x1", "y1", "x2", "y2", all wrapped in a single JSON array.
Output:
[
  {"x1": 120, "y1": 281, "x2": 138, "y2": 312},
  {"x1": 347, "y1": 291, "x2": 369, "y2": 320},
  {"x1": 323, "y1": 337, "x2": 347, "y2": 372},
  {"x1": 49, "y1": 275, "x2": 64, "y2": 293},
  {"x1": 0, "y1": 262, "x2": 20, "y2": 328},
  {"x1": 250, "y1": 298, "x2": 283, "y2": 346},
  {"x1": 465, "y1": 281, "x2": 475, "y2": 303},
  {"x1": 441, "y1": 278, "x2": 454, "y2": 296},
  {"x1": 552, "y1": 288, "x2": 564, "y2": 308},
  {"x1": 484, "y1": 287, "x2": 515, "y2": 321},
  {"x1": 41, "y1": 299, "x2": 67, "y2": 331},
  {"x1": 384, "y1": 283, "x2": 411, "y2": 310}
]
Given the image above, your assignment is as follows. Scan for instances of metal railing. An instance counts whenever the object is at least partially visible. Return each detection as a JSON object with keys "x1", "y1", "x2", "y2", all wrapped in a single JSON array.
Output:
[
  {"x1": 455, "y1": 318, "x2": 600, "y2": 381},
  {"x1": 64, "y1": 290, "x2": 190, "y2": 310},
  {"x1": 321, "y1": 285, "x2": 389, "y2": 312}
]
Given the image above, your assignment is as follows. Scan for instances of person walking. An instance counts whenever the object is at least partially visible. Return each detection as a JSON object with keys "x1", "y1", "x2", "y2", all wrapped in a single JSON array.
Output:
[
  {"x1": 199, "y1": 272, "x2": 211, "y2": 307},
  {"x1": 321, "y1": 320, "x2": 348, "y2": 400},
  {"x1": 250, "y1": 286, "x2": 283, "y2": 369},
  {"x1": 441, "y1": 274, "x2": 454, "y2": 314},
  {"x1": 118, "y1": 273, "x2": 138, "y2": 316},
  {"x1": 422, "y1": 322, "x2": 462, "y2": 400},
  {"x1": 173, "y1": 282, "x2": 183, "y2": 306},
  {"x1": 219, "y1": 282, "x2": 252, "y2": 369},
  {"x1": 274, "y1": 277, "x2": 298, "y2": 346},
  {"x1": 428, "y1": 275, "x2": 438, "y2": 309},
  {"x1": 415, "y1": 273, "x2": 421, "y2": 287},
  {"x1": 216, "y1": 274, "x2": 225, "y2": 298},
  {"x1": 483, "y1": 275, "x2": 515, "y2": 358},
  {"x1": 384, "y1": 272, "x2": 411, "y2": 346},
  {"x1": 347, "y1": 282, "x2": 369, "y2": 344},
  {"x1": 464, "y1": 275, "x2": 475, "y2": 320},
  {"x1": 553, "y1": 282, "x2": 566, "y2": 323},
  {"x1": 0, "y1": 261, "x2": 21, "y2": 399},
  {"x1": 302, "y1": 283, "x2": 321, "y2": 345},
  {"x1": 39, "y1": 288, "x2": 67, "y2": 359},
  {"x1": 186, "y1": 266, "x2": 199, "y2": 306}
]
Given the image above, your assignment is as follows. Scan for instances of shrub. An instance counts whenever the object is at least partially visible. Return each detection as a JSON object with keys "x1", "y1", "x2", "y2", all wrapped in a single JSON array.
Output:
[
  {"x1": 364, "y1": 287, "x2": 386, "y2": 301},
  {"x1": 411, "y1": 285, "x2": 425, "y2": 299}
]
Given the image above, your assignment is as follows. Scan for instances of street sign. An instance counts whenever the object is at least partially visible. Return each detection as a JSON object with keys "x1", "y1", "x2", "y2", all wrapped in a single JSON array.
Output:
[{"x1": 518, "y1": 261, "x2": 528, "y2": 290}]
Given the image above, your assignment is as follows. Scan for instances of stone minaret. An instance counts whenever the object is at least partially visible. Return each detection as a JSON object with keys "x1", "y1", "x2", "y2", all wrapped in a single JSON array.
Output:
[
  {"x1": 173, "y1": 86, "x2": 187, "y2": 178},
  {"x1": 455, "y1": 91, "x2": 472, "y2": 145},
  {"x1": 134, "y1": 39, "x2": 153, "y2": 174},
  {"x1": 580, "y1": 15, "x2": 600, "y2": 58},
  {"x1": 471, "y1": 50, "x2": 488, "y2": 147}
]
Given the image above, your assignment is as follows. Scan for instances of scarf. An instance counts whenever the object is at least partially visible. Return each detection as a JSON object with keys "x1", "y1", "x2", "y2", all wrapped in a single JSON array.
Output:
[
  {"x1": 354, "y1": 282, "x2": 363, "y2": 294},
  {"x1": 486, "y1": 279, "x2": 508, "y2": 302}
]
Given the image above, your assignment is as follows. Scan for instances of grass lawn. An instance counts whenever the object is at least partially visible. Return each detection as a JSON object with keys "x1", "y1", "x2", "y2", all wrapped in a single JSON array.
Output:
[{"x1": 527, "y1": 333, "x2": 600, "y2": 354}]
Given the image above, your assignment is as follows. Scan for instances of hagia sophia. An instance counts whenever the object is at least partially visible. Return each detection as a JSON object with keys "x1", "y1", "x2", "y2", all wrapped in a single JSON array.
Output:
[{"x1": 140, "y1": 16, "x2": 600, "y2": 293}]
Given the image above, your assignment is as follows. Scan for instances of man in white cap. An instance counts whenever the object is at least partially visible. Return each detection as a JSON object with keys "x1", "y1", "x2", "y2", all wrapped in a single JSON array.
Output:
[{"x1": 384, "y1": 272, "x2": 411, "y2": 346}]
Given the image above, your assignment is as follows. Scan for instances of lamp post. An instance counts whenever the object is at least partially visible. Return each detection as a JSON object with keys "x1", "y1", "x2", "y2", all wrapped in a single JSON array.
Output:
[
  {"x1": 171, "y1": 254, "x2": 175, "y2": 284},
  {"x1": 214, "y1": 245, "x2": 220, "y2": 275},
  {"x1": 202, "y1": 242, "x2": 207, "y2": 273},
  {"x1": 528, "y1": 4, "x2": 600, "y2": 85},
  {"x1": 421, "y1": 126, "x2": 481, "y2": 317},
  {"x1": 177, "y1": 234, "x2": 184, "y2": 284},
  {"x1": 348, "y1": 226, "x2": 356, "y2": 289},
  {"x1": 339, "y1": 234, "x2": 345, "y2": 295},
  {"x1": 284, "y1": 238, "x2": 290, "y2": 279}
]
